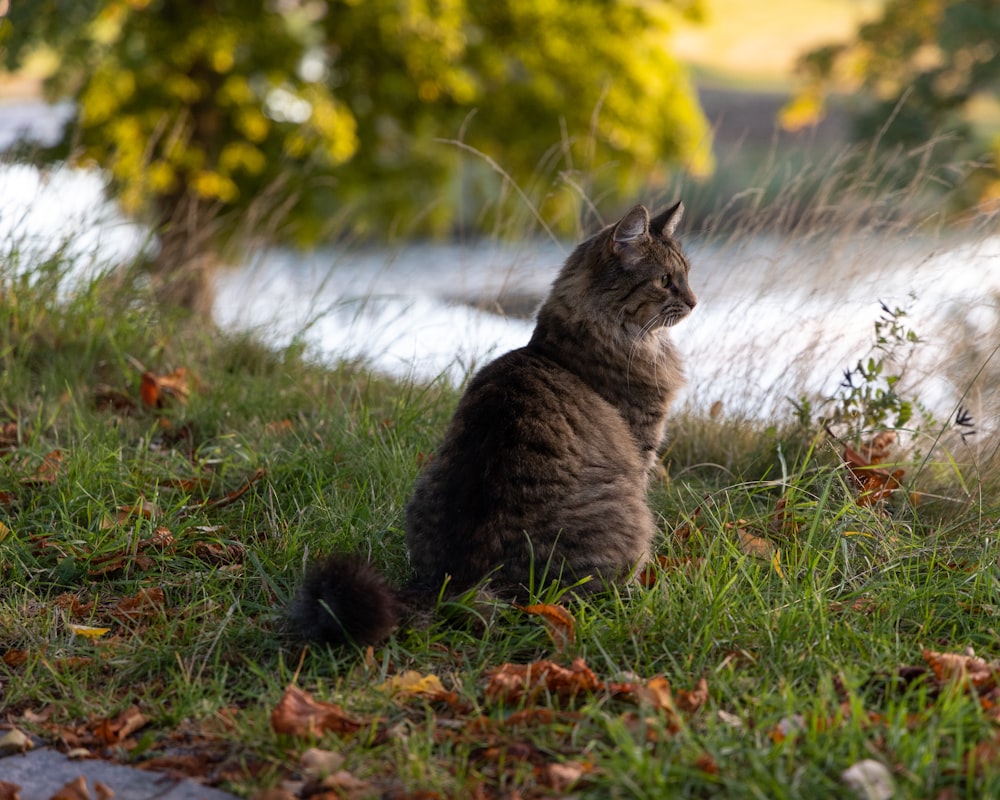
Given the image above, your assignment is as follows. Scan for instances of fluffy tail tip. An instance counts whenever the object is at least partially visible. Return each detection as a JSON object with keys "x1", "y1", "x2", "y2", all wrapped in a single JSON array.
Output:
[{"x1": 287, "y1": 553, "x2": 399, "y2": 647}]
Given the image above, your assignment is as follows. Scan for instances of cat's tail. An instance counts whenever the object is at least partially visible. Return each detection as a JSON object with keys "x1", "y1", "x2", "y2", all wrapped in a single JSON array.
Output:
[{"x1": 287, "y1": 553, "x2": 401, "y2": 647}]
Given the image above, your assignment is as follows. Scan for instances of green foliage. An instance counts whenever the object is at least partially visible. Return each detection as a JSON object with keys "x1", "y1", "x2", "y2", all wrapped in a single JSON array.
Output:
[
  {"x1": 792, "y1": 298, "x2": 934, "y2": 447},
  {"x1": 2, "y1": 0, "x2": 712, "y2": 244},
  {"x1": 789, "y1": 0, "x2": 1000, "y2": 208},
  {"x1": 3, "y1": 236, "x2": 1000, "y2": 798}
]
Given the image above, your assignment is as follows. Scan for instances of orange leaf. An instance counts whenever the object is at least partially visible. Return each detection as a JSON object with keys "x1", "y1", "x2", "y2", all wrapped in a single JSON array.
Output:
[
  {"x1": 140, "y1": 368, "x2": 190, "y2": 408},
  {"x1": 92, "y1": 706, "x2": 148, "y2": 745},
  {"x1": 485, "y1": 658, "x2": 601, "y2": 705},
  {"x1": 270, "y1": 685, "x2": 369, "y2": 738},
  {"x1": 49, "y1": 776, "x2": 90, "y2": 800},
  {"x1": 676, "y1": 676, "x2": 710, "y2": 713},
  {"x1": 737, "y1": 527, "x2": 775, "y2": 559},
  {"x1": 923, "y1": 649, "x2": 999, "y2": 691},
  {"x1": 516, "y1": 603, "x2": 576, "y2": 650}
]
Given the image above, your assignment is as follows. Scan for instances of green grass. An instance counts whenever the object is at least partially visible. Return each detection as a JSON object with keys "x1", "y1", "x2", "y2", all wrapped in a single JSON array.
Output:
[{"x1": 3, "y1": 228, "x2": 1000, "y2": 800}]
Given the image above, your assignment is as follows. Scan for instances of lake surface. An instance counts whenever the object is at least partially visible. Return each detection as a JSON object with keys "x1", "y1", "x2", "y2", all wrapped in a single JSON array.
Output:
[{"x1": 3, "y1": 160, "x2": 999, "y2": 434}]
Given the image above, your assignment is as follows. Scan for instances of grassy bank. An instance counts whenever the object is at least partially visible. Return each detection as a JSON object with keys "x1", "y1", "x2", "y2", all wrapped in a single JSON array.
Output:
[{"x1": 2, "y1": 210, "x2": 1000, "y2": 800}]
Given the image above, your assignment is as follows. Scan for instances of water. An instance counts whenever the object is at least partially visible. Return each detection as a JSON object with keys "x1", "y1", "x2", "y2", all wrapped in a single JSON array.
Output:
[{"x1": 3, "y1": 161, "x2": 999, "y2": 432}]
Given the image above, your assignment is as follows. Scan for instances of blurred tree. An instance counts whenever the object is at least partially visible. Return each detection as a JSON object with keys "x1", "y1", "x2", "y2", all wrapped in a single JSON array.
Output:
[
  {"x1": 1, "y1": 0, "x2": 711, "y2": 305},
  {"x1": 783, "y1": 0, "x2": 1000, "y2": 212}
]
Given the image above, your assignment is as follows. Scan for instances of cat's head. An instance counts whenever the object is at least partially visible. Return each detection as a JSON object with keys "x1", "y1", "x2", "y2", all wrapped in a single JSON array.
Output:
[{"x1": 600, "y1": 201, "x2": 697, "y2": 332}]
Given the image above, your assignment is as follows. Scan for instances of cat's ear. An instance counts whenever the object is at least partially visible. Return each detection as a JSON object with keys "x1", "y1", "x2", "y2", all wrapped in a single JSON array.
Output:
[
  {"x1": 612, "y1": 205, "x2": 650, "y2": 263},
  {"x1": 651, "y1": 200, "x2": 684, "y2": 239}
]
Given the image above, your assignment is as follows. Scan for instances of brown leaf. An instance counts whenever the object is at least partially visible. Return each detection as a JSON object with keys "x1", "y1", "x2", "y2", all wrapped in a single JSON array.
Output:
[
  {"x1": 736, "y1": 526, "x2": 775, "y2": 559},
  {"x1": 140, "y1": 368, "x2": 190, "y2": 408},
  {"x1": 50, "y1": 776, "x2": 91, "y2": 800},
  {"x1": 842, "y1": 442, "x2": 904, "y2": 505},
  {"x1": 87, "y1": 551, "x2": 155, "y2": 578},
  {"x1": 536, "y1": 760, "x2": 593, "y2": 792},
  {"x1": 2, "y1": 649, "x2": 28, "y2": 668},
  {"x1": 0, "y1": 780, "x2": 21, "y2": 800},
  {"x1": 516, "y1": 603, "x2": 576, "y2": 650},
  {"x1": 675, "y1": 677, "x2": 710, "y2": 713},
  {"x1": 485, "y1": 658, "x2": 601, "y2": 705},
  {"x1": 112, "y1": 588, "x2": 166, "y2": 621},
  {"x1": 20, "y1": 449, "x2": 64, "y2": 486},
  {"x1": 923, "y1": 649, "x2": 999, "y2": 692},
  {"x1": 270, "y1": 685, "x2": 368, "y2": 738},
  {"x1": 861, "y1": 431, "x2": 896, "y2": 465},
  {"x1": 194, "y1": 541, "x2": 245, "y2": 566},
  {"x1": 92, "y1": 706, "x2": 148, "y2": 745}
]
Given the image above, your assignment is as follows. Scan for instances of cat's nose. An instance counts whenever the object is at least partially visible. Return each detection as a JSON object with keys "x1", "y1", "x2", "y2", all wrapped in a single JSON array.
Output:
[{"x1": 686, "y1": 293, "x2": 697, "y2": 309}]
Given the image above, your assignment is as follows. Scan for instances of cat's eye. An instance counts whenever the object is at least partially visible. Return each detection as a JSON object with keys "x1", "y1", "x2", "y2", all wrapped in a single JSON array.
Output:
[{"x1": 660, "y1": 274, "x2": 673, "y2": 289}]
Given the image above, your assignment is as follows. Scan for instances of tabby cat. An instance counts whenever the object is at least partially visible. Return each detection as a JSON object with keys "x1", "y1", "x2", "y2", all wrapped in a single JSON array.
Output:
[{"x1": 289, "y1": 202, "x2": 697, "y2": 646}]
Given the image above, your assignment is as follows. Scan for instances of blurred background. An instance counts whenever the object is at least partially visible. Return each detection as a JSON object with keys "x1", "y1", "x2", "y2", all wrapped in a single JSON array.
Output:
[{"x1": 2, "y1": 0, "x2": 999, "y2": 419}]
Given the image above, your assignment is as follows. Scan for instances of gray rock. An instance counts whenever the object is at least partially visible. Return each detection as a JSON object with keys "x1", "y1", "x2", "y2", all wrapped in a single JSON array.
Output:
[{"x1": 0, "y1": 747, "x2": 240, "y2": 800}]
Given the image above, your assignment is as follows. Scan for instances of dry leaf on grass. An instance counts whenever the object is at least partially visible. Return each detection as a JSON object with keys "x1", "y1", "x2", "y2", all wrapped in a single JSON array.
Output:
[
  {"x1": 140, "y1": 368, "x2": 190, "y2": 408},
  {"x1": 377, "y1": 671, "x2": 455, "y2": 703},
  {"x1": 271, "y1": 685, "x2": 371, "y2": 738},
  {"x1": 515, "y1": 603, "x2": 576, "y2": 650},
  {"x1": 20, "y1": 449, "x2": 64, "y2": 486},
  {"x1": 923, "y1": 648, "x2": 999, "y2": 691},
  {"x1": 485, "y1": 658, "x2": 601, "y2": 705},
  {"x1": 92, "y1": 705, "x2": 148, "y2": 745}
]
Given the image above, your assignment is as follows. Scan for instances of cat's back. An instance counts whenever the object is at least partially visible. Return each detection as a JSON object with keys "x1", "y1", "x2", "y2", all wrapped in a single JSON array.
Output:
[{"x1": 405, "y1": 344, "x2": 649, "y2": 592}]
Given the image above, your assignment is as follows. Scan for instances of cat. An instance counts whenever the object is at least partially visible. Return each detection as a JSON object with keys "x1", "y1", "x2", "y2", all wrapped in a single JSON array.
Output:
[{"x1": 288, "y1": 201, "x2": 697, "y2": 646}]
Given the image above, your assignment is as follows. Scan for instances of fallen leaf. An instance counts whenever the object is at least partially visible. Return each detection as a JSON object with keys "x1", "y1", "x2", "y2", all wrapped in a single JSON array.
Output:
[
  {"x1": 537, "y1": 760, "x2": 593, "y2": 792},
  {"x1": 93, "y1": 706, "x2": 148, "y2": 745},
  {"x1": 736, "y1": 526, "x2": 775, "y2": 559},
  {"x1": 0, "y1": 780, "x2": 21, "y2": 800},
  {"x1": 861, "y1": 431, "x2": 896, "y2": 465},
  {"x1": 112, "y1": 588, "x2": 166, "y2": 621},
  {"x1": 193, "y1": 541, "x2": 245, "y2": 566},
  {"x1": 68, "y1": 624, "x2": 111, "y2": 640},
  {"x1": 50, "y1": 776, "x2": 91, "y2": 800},
  {"x1": 2, "y1": 650, "x2": 28, "y2": 667},
  {"x1": 485, "y1": 658, "x2": 603, "y2": 706},
  {"x1": 271, "y1": 685, "x2": 369, "y2": 738},
  {"x1": 694, "y1": 752, "x2": 719, "y2": 775},
  {"x1": 516, "y1": 603, "x2": 576, "y2": 650},
  {"x1": 20, "y1": 449, "x2": 64, "y2": 486},
  {"x1": 0, "y1": 520, "x2": 10, "y2": 543},
  {"x1": 140, "y1": 368, "x2": 190, "y2": 408},
  {"x1": 675, "y1": 677, "x2": 710, "y2": 713},
  {"x1": 923, "y1": 649, "x2": 999, "y2": 691},
  {"x1": 842, "y1": 442, "x2": 904, "y2": 506},
  {"x1": 378, "y1": 671, "x2": 451, "y2": 701},
  {"x1": 0, "y1": 728, "x2": 32, "y2": 754}
]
